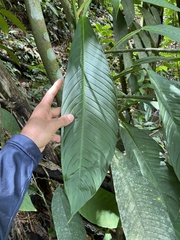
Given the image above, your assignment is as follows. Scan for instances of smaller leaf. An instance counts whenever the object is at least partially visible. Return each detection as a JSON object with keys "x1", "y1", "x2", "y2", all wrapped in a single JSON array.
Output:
[
  {"x1": 19, "y1": 193, "x2": 36, "y2": 212},
  {"x1": 0, "y1": 14, "x2": 8, "y2": 33},
  {"x1": 111, "y1": 29, "x2": 141, "y2": 50},
  {"x1": 79, "y1": 187, "x2": 119, "y2": 229},
  {"x1": 134, "y1": 56, "x2": 180, "y2": 66},
  {"x1": 0, "y1": 9, "x2": 26, "y2": 32},
  {"x1": 122, "y1": 0, "x2": 135, "y2": 26},
  {"x1": 0, "y1": 43, "x2": 19, "y2": 65},
  {"x1": 142, "y1": 25, "x2": 180, "y2": 43},
  {"x1": 142, "y1": 0, "x2": 180, "y2": 12},
  {"x1": 1, "y1": 108, "x2": 20, "y2": 135},
  {"x1": 46, "y1": 2, "x2": 58, "y2": 16},
  {"x1": 111, "y1": 0, "x2": 121, "y2": 16},
  {"x1": 52, "y1": 187, "x2": 86, "y2": 240}
]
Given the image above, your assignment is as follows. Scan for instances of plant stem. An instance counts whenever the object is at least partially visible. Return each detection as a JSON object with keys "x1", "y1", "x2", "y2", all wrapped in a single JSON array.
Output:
[
  {"x1": 71, "y1": 0, "x2": 78, "y2": 25},
  {"x1": 106, "y1": 48, "x2": 180, "y2": 54},
  {"x1": 117, "y1": 95, "x2": 156, "y2": 101}
]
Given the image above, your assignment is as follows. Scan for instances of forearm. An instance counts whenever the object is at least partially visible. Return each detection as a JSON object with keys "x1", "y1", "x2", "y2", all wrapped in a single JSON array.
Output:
[{"x1": 0, "y1": 134, "x2": 43, "y2": 240}]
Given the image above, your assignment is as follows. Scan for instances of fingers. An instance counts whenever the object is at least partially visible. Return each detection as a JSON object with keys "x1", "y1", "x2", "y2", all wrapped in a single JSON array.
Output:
[
  {"x1": 51, "y1": 134, "x2": 61, "y2": 143},
  {"x1": 51, "y1": 107, "x2": 61, "y2": 117},
  {"x1": 41, "y1": 79, "x2": 63, "y2": 106},
  {"x1": 52, "y1": 114, "x2": 74, "y2": 129}
]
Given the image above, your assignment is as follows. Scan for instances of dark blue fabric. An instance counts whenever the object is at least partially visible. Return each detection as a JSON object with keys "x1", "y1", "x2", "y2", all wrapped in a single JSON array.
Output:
[{"x1": 0, "y1": 134, "x2": 43, "y2": 240}]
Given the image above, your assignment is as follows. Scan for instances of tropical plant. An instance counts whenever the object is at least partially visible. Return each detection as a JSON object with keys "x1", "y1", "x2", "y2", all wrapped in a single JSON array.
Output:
[{"x1": 1, "y1": 0, "x2": 180, "y2": 239}]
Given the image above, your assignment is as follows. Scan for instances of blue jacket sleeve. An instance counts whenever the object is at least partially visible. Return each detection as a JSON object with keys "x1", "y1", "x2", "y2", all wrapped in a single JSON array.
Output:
[{"x1": 0, "y1": 134, "x2": 43, "y2": 240}]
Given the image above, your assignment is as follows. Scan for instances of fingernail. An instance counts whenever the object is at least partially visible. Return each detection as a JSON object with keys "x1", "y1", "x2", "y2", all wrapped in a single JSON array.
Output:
[{"x1": 67, "y1": 114, "x2": 74, "y2": 121}]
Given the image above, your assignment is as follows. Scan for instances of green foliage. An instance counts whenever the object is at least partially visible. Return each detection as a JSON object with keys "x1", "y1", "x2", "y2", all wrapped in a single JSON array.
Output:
[
  {"x1": 112, "y1": 149, "x2": 180, "y2": 239},
  {"x1": 0, "y1": 2, "x2": 26, "y2": 64},
  {"x1": 0, "y1": 108, "x2": 20, "y2": 135},
  {"x1": 2, "y1": 0, "x2": 180, "y2": 239},
  {"x1": 79, "y1": 187, "x2": 119, "y2": 228},
  {"x1": 61, "y1": 16, "x2": 118, "y2": 216},
  {"x1": 0, "y1": 4, "x2": 26, "y2": 33},
  {"x1": 52, "y1": 187, "x2": 87, "y2": 240},
  {"x1": 142, "y1": 0, "x2": 180, "y2": 12},
  {"x1": 19, "y1": 193, "x2": 36, "y2": 212},
  {"x1": 149, "y1": 71, "x2": 180, "y2": 179}
]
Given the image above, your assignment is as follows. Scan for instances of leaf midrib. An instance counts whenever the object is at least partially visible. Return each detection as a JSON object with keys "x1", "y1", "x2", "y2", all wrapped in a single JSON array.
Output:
[{"x1": 78, "y1": 17, "x2": 86, "y2": 184}]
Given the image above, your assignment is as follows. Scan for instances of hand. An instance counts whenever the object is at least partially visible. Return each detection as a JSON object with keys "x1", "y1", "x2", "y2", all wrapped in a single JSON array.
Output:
[{"x1": 21, "y1": 79, "x2": 74, "y2": 152}]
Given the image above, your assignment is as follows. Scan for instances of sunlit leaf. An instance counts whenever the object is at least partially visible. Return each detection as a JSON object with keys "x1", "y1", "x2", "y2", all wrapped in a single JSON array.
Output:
[
  {"x1": 79, "y1": 187, "x2": 119, "y2": 228},
  {"x1": 52, "y1": 187, "x2": 86, "y2": 240},
  {"x1": 61, "y1": 16, "x2": 118, "y2": 216},
  {"x1": 19, "y1": 193, "x2": 36, "y2": 212}
]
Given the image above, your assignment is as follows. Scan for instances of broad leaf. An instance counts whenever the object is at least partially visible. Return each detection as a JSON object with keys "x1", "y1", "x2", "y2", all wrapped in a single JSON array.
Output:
[
  {"x1": 142, "y1": 24, "x2": 180, "y2": 43},
  {"x1": 148, "y1": 70, "x2": 180, "y2": 180},
  {"x1": 52, "y1": 187, "x2": 86, "y2": 240},
  {"x1": 111, "y1": 149, "x2": 178, "y2": 239},
  {"x1": 142, "y1": 0, "x2": 180, "y2": 12},
  {"x1": 112, "y1": 122, "x2": 180, "y2": 239},
  {"x1": 61, "y1": 17, "x2": 118, "y2": 216},
  {"x1": 79, "y1": 187, "x2": 119, "y2": 228}
]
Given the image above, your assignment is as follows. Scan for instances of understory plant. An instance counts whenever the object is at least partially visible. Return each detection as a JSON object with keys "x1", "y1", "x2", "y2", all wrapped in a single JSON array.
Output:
[{"x1": 1, "y1": 0, "x2": 180, "y2": 239}]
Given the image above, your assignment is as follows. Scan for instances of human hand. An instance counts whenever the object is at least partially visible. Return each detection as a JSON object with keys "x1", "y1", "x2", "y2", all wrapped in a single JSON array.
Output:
[{"x1": 21, "y1": 79, "x2": 74, "y2": 152}]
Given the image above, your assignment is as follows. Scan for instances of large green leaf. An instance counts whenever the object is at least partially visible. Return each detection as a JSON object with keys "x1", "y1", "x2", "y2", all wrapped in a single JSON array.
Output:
[
  {"x1": 52, "y1": 187, "x2": 86, "y2": 240},
  {"x1": 61, "y1": 17, "x2": 118, "y2": 216},
  {"x1": 148, "y1": 70, "x2": 180, "y2": 180},
  {"x1": 142, "y1": 0, "x2": 180, "y2": 12},
  {"x1": 112, "y1": 123, "x2": 180, "y2": 239}
]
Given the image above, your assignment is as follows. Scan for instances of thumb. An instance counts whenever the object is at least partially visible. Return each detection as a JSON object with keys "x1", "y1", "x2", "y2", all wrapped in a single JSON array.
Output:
[{"x1": 56, "y1": 114, "x2": 74, "y2": 128}]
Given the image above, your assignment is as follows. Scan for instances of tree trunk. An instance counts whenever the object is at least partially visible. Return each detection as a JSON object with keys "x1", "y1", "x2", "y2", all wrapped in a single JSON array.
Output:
[{"x1": 24, "y1": 0, "x2": 63, "y2": 105}]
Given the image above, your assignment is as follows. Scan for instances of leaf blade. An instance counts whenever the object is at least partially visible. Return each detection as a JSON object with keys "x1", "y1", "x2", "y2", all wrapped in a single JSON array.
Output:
[
  {"x1": 148, "y1": 70, "x2": 180, "y2": 180},
  {"x1": 61, "y1": 16, "x2": 118, "y2": 216},
  {"x1": 111, "y1": 150, "x2": 177, "y2": 240},
  {"x1": 52, "y1": 187, "x2": 86, "y2": 240}
]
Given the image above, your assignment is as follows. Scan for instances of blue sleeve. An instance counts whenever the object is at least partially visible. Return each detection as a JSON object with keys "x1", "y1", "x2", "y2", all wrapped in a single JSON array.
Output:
[{"x1": 0, "y1": 134, "x2": 43, "y2": 240}]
